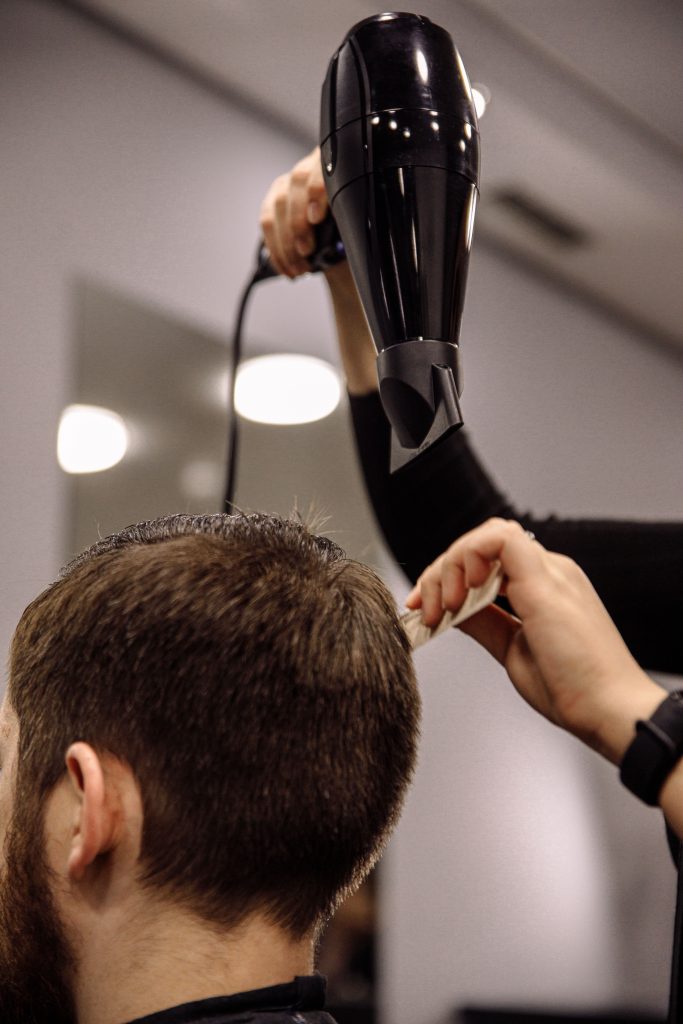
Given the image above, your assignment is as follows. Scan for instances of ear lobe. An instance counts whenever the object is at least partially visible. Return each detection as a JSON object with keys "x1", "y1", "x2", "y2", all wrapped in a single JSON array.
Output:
[{"x1": 64, "y1": 742, "x2": 117, "y2": 882}]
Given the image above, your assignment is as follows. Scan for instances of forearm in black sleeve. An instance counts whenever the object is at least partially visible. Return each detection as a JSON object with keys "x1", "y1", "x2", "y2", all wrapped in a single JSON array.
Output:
[
  {"x1": 348, "y1": 392, "x2": 517, "y2": 580},
  {"x1": 349, "y1": 391, "x2": 683, "y2": 675}
]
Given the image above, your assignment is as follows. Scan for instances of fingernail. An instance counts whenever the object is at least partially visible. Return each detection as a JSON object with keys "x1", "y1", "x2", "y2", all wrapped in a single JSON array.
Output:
[{"x1": 308, "y1": 201, "x2": 321, "y2": 223}]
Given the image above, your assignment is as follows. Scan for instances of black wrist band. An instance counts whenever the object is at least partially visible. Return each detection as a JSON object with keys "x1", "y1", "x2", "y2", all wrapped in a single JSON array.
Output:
[{"x1": 620, "y1": 690, "x2": 683, "y2": 806}]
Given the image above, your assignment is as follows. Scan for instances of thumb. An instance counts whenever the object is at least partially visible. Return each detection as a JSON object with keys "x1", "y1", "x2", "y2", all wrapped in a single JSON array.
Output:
[{"x1": 458, "y1": 603, "x2": 520, "y2": 666}]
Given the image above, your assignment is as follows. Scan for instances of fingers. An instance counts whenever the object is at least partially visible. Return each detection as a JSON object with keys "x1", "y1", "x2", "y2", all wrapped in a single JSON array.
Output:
[
  {"x1": 463, "y1": 547, "x2": 492, "y2": 588},
  {"x1": 289, "y1": 162, "x2": 316, "y2": 258},
  {"x1": 420, "y1": 573, "x2": 443, "y2": 627},
  {"x1": 259, "y1": 148, "x2": 329, "y2": 279},
  {"x1": 269, "y1": 183, "x2": 310, "y2": 277},
  {"x1": 447, "y1": 519, "x2": 542, "y2": 581},
  {"x1": 441, "y1": 553, "x2": 467, "y2": 608},
  {"x1": 260, "y1": 175, "x2": 288, "y2": 276},
  {"x1": 407, "y1": 518, "x2": 541, "y2": 627}
]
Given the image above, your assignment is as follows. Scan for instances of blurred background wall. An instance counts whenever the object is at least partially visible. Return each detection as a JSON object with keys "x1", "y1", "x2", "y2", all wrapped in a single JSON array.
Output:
[{"x1": 2, "y1": 1, "x2": 683, "y2": 1021}]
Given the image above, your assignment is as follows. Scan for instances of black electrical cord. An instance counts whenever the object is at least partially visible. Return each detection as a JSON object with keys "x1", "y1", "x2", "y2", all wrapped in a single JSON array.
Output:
[
  {"x1": 222, "y1": 278, "x2": 250, "y2": 511},
  {"x1": 223, "y1": 248, "x2": 277, "y2": 510}
]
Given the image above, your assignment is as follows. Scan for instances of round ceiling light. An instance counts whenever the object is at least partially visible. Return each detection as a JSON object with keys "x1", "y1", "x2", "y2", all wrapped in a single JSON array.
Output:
[
  {"x1": 472, "y1": 83, "x2": 491, "y2": 119},
  {"x1": 57, "y1": 404, "x2": 129, "y2": 474},
  {"x1": 234, "y1": 354, "x2": 342, "y2": 425}
]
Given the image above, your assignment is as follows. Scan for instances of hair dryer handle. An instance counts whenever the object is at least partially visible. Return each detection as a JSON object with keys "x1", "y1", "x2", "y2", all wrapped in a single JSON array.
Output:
[
  {"x1": 254, "y1": 215, "x2": 346, "y2": 282},
  {"x1": 309, "y1": 215, "x2": 346, "y2": 273}
]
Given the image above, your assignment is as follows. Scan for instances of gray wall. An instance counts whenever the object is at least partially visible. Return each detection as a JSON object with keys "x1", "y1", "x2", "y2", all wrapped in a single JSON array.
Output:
[{"x1": 2, "y1": 1, "x2": 683, "y2": 1020}]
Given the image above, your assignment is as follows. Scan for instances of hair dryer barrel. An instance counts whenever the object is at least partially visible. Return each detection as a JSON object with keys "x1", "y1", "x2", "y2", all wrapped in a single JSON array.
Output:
[
  {"x1": 328, "y1": 166, "x2": 477, "y2": 377},
  {"x1": 320, "y1": 13, "x2": 480, "y2": 471}
]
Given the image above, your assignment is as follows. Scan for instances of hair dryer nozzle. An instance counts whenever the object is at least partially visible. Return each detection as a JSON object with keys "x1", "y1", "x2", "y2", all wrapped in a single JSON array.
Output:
[{"x1": 377, "y1": 340, "x2": 463, "y2": 472}]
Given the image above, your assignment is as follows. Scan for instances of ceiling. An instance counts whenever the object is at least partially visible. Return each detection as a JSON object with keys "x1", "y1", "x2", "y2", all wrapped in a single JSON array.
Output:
[{"x1": 66, "y1": 0, "x2": 683, "y2": 352}]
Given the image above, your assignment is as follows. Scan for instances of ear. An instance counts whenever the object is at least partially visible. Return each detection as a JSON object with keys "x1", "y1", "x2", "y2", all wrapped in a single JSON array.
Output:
[{"x1": 64, "y1": 742, "x2": 121, "y2": 883}]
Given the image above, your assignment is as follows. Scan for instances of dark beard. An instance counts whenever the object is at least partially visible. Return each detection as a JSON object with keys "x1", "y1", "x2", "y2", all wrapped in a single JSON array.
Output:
[{"x1": 0, "y1": 792, "x2": 78, "y2": 1024}]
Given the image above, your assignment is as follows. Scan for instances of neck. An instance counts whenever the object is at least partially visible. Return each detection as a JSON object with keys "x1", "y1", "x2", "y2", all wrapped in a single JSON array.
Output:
[{"x1": 74, "y1": 902, "x2": 315, "y2": 1024}]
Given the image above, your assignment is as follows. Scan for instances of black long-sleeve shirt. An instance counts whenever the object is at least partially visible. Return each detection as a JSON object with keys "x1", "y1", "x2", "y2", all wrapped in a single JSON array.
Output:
[{"x1": 349, "y1": 391, "x2": 683, "y2": 676}]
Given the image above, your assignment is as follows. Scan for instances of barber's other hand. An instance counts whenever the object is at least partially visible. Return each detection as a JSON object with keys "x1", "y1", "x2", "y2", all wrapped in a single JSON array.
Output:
[
  {"x1": 259, "y1": 148, "x2": 329, "y2": 279},
  {"x1": 406, "y1": 518, "x2": 666, "y2": 764}
]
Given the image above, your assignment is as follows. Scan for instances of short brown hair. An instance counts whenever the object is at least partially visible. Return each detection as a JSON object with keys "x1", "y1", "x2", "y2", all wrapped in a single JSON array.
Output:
[{"x1": 9, "y1": 513, "x2": 419, "y2": 936}]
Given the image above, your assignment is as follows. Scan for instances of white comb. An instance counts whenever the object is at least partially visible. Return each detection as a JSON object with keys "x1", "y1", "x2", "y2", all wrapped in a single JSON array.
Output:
[{"x1": 400, "y1": 563, "x2": 503, "y2": 650}]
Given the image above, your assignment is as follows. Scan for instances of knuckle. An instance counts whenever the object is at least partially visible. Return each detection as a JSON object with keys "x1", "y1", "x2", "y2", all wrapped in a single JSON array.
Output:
[
  {"x1": 486, "y1": 516, "x2": 509, "y2": 529},
  {"x1": 505, "y1": 520, "x2": 525, "y2": 534},
  {"x1": 417, "y1": 568, "x2": 434, "y2": 591},
  {"x1": 308, "y1": 178, "x2": 326, "y2": 198},
  {"x1": 290, "y1": 207, "x2": 309, "y2": 233},
  {"x1": 291, "y1": 165, "x2": 309, "y2": 187}
]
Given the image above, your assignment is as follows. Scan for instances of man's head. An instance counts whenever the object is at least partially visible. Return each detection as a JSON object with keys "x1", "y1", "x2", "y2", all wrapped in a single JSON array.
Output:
[{"x1": 1, "y1": 512, "x2": 419, "y2": 1023}]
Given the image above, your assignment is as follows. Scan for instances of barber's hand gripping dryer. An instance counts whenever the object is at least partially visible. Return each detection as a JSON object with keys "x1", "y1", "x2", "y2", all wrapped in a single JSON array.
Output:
[{"x1": 320, "y1": 12, "x2": 480, "y2": 472}]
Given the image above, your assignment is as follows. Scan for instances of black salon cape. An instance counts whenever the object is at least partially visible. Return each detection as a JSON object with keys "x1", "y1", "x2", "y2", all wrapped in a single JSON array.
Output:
[
  {"x1": 349, "y1": 390, "x2": 683, "y2": 1017},
  {"x1": 125, "y1": 975, "x2": 334, "y2": 1024}
]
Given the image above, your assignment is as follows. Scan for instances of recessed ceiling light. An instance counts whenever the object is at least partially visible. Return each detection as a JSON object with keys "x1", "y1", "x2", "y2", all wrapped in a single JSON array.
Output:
[
  {"x1": 57, "y1": 404, "x2": 129, "y2": 473},
  {"x1": 235, "y1": 354, "x2": 342, "y2": 425}
]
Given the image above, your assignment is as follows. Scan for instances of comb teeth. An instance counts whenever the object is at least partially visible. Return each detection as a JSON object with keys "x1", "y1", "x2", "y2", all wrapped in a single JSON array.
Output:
[{"x1": 400, "y1": 562, "x2": 503, "y2": 650}]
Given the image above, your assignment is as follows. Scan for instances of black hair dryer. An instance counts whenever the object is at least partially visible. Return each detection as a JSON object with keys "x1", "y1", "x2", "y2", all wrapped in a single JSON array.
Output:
[{"x1": 320, "y1": 12, "x2": 480, "y2": 472}]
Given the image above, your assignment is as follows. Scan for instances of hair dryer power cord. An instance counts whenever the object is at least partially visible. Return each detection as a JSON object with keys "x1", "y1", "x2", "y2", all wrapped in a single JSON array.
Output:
[{"x1": 224, "y1": 255, "x2": 271, "y2": 510}]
